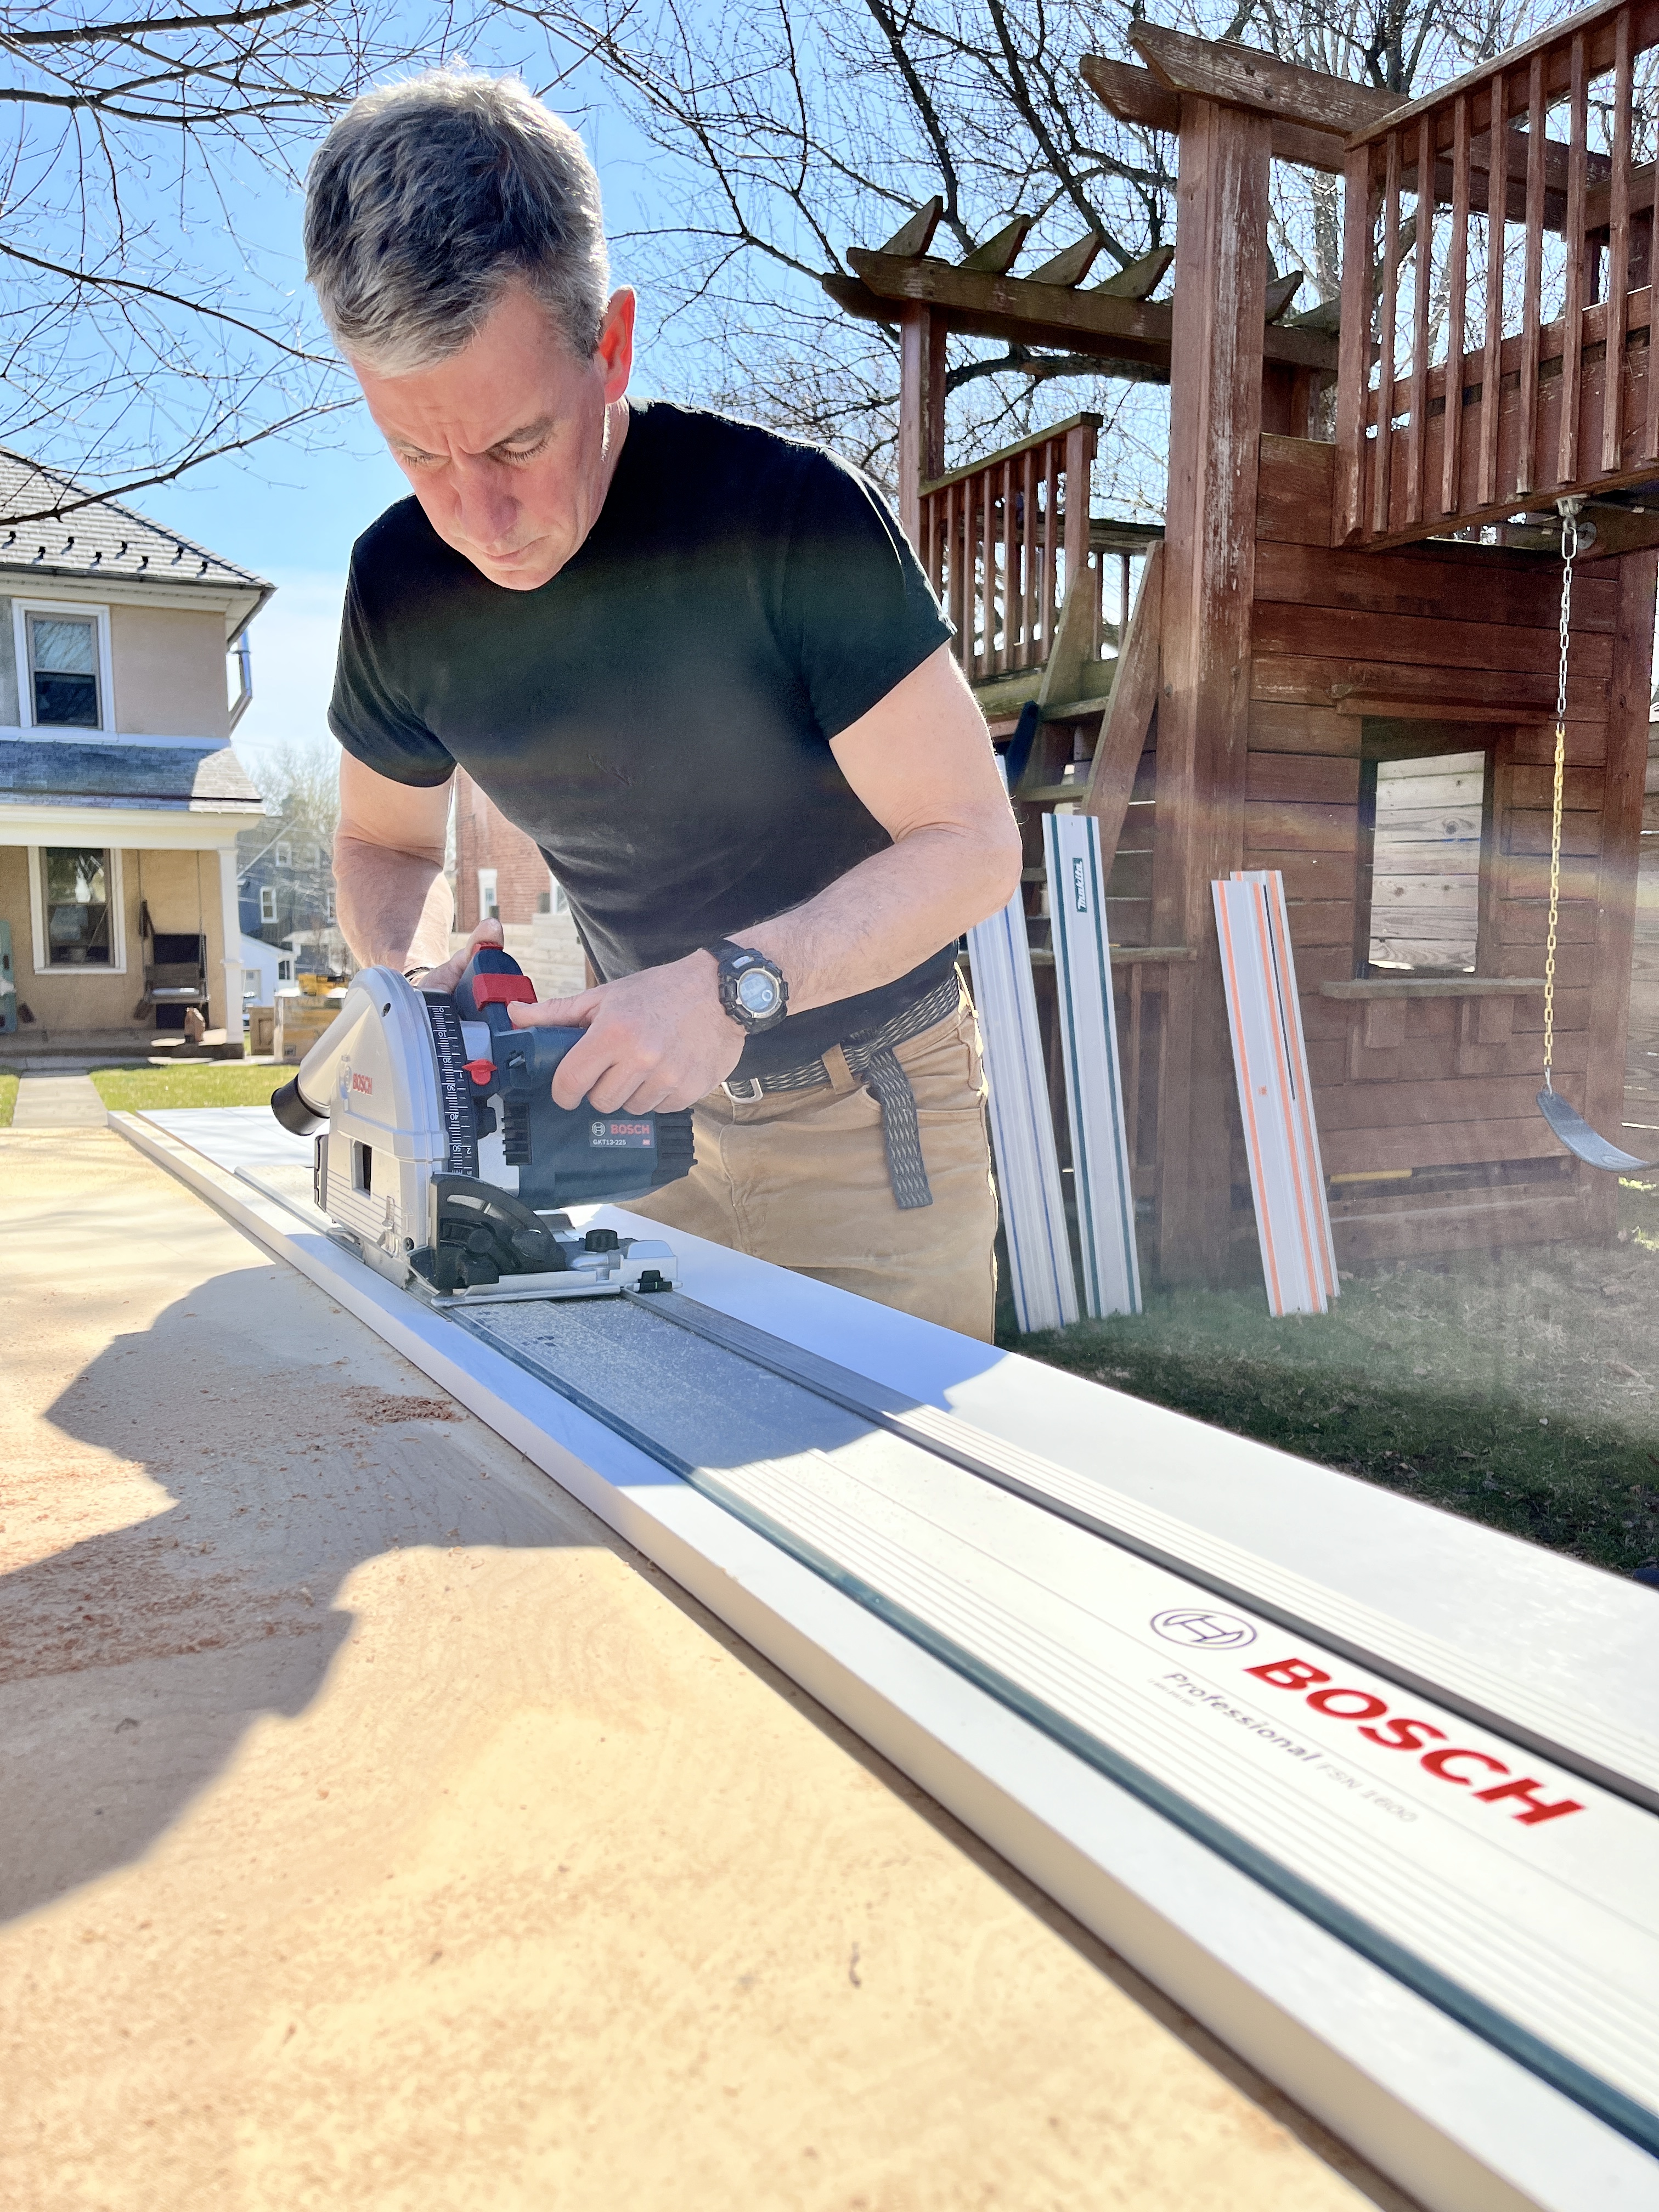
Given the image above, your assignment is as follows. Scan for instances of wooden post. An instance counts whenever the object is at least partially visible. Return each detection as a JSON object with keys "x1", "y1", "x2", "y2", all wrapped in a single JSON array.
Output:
[
  {"x1": 1583, "y1": 549, "x2": 1658, "y2": 1237},
  {"x1": 1062, "y1": 417, "x2": 1095, "y2": 589},
  {"x1": 1082, "y1": 540, "x2": 1163, "y2": 863},
  {"x1": 1334, "y1": 145, "x2": 1373, "y2": 545},
  {"x1": 897, "y1": 306, "x2": 946, "y2": 551},
  {"x1": 1152, "y1": 94, "x2": 1272, "y2": 1284}
]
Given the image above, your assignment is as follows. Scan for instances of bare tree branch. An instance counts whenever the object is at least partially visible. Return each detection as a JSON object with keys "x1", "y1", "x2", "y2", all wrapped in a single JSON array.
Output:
[
  {"x1": 0, "y1": 0, "x2": 312, "y2": 51},
  {"x1": 519, "y1": 0, "x2": 1555, "y2": 510},
  {"x1": 0, "y1": 0, "x2": 485, "y2": 500}
]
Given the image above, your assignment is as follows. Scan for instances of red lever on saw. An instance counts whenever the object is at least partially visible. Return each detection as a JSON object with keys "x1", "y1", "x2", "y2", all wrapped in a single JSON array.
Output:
[
  {"x1": 463, "y1": 1058, "x2": 496, "y2": 1086},
  {"x1": 470, "y1": 973, "x2": 537, "y2": 1008}
]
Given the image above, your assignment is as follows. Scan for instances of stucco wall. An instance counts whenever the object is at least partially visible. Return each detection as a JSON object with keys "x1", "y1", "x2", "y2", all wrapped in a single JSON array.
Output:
[
  {"x1": 108, "y1": 605, "x2": 230, "y2": 740},
  {"x1": 0, "y1": 841, "x2": 229, "y2": 1039}
]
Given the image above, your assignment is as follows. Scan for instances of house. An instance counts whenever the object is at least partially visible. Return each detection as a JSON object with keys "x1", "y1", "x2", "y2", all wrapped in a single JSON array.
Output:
[
  {"x1": 0, "y1": 450, "x2": 271, "y2": 1051},
  {"x1": 830, "y1": 5, "x2": 1659, "y2": 1281},
  {"x1": 238, "y1": 812, "x2": 346, "y2": 978}
]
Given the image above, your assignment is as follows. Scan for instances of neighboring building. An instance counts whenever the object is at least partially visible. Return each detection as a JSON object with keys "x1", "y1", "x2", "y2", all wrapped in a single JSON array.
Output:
[
  {"x1": 239, "y1": 930, "x2": 294, "y2": 1007},
  {"x1": 238, "y1": 812, "x2": 346, "y2": 978},
  {"x1": 0, "y1": 450, "x2": 270, "y2": 1048},
  {"x1": 452, "y1": 769, "x2": 585, "y2": 999},
  {"x1": 454, "y1": 767, "x2": 555, "y2": 930}
]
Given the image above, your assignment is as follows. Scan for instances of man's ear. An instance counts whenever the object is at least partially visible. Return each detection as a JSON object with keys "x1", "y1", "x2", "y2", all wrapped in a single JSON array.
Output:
[{"x1": 595, "y1": 287, "x2": 636, "y2": 402}]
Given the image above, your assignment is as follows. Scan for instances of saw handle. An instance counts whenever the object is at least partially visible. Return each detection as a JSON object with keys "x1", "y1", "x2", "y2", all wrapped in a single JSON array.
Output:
[{"x1": 492, "y1": 1023, "x2": 585, "y2": 1092}]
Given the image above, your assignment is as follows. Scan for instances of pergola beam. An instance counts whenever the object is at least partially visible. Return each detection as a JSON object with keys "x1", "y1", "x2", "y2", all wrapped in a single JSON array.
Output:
[
  {"x1": 1080, "y1": 50, "x2": 1352, "y2": 173},
  {"x1": 830, "y1": 252, "x2": 1338, "y2": 374}
]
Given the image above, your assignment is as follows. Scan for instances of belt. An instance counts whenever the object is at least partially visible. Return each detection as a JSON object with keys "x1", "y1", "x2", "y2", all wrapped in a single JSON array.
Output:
[{"x1": 720, "y1": 971, "x2": 962, "y2": 1211}]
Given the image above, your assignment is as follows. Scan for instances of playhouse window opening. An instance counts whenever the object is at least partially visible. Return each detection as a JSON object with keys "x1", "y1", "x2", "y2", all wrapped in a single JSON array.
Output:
[
  {"x1": 27, "y1": 613, "x2": 99, "y2": 727},
  {"x1": 42, "y1": 847, "x2": 112, "y2": 965},
  {"x1": 1358, "y1": 746, "x2": 1488, "y2": 978}
]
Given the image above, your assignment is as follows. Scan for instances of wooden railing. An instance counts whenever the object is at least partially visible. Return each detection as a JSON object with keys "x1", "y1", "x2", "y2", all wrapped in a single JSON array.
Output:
[
  {"x1": 1335, "y1": 0, "x2": 1659, "y2": 548},
  {"x1": 919, "y1": 414, "x2": 1101, "y2": 682}
]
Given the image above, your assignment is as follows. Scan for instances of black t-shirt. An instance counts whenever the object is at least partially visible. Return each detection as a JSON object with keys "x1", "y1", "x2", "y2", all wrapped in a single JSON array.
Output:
[{"x1": 329, "y1": 399, "x2": 956, "y2": 1075}]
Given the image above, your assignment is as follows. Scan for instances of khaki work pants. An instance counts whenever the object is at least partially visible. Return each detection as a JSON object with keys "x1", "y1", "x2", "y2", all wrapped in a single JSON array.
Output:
[{"x1": 626, "y1": 982, "x2": 999, "y2": 1341}]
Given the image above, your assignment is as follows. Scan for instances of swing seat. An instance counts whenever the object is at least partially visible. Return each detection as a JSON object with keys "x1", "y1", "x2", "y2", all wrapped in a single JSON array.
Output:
[{"x1": 1536, "y1": 1086, "x2": 1655, "y2": 1175}]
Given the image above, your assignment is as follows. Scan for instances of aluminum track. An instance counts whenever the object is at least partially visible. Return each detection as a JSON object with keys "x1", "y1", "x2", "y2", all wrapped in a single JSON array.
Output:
[
  {"x1": 457, "y1": 1289, "x2": 1659, "y2": 2161},
  {"x1": 110, "y1": 1108, "x2": 1659, "y2": 2210}
]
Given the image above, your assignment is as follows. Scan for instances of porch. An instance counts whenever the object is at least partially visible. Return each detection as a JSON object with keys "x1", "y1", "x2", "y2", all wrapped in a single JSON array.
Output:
[{"x1": 0, "y1": 741, "x2": 266, "y2": 1056}]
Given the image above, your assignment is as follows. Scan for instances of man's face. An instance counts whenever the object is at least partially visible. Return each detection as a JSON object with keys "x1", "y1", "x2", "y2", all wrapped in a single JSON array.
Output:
[{"x1": 352, "y1": 281, "x2": 636, "y2": 592}]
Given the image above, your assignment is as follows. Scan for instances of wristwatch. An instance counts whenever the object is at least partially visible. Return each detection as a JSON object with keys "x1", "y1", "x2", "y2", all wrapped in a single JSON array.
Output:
[{"x1": 707, "y1": 939, "x2": 788, "y2": 1032}]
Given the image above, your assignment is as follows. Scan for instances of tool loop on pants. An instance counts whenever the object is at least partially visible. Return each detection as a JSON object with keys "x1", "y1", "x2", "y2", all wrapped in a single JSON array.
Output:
[{"x1": 721, "y1": 970, "x2": 962, "y2": 1210}]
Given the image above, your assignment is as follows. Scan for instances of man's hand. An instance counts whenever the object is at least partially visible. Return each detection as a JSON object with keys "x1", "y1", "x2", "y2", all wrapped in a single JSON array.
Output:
[
  {"x1": 507, "y1": 950, "x2": 743, "y2": 1113},
  {"x1": 411, "y1": 917, "x2": 505, "y2": 996}
]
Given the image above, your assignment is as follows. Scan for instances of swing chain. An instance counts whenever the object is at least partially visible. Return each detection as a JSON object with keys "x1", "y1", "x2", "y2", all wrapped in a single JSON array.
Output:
[{"x1": 1543, "y1": 497, "x2": 1582, "y2": 1094}]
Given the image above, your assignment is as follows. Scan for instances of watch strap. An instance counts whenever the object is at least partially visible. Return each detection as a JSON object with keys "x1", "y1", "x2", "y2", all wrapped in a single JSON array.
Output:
[{"x1": 706, "y1": 939, "x2": 788, "y2": 1031}]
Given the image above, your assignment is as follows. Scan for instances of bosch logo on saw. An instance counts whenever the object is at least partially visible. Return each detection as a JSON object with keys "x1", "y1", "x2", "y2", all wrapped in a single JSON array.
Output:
[
  {"x1": 589, "y1": 1118, "x2": 653, "y2": 1150},
  {"x1": 1245, "y1": 1657, "x2": 1584, "y2": 1826},
  {"x1": 350, "y1": 1072, "x2": 373, "y2": 1095}
]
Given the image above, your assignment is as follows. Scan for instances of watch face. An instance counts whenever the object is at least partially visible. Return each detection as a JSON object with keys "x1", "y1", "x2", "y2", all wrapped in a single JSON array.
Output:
[{"x1": 736, "y1": 967, "x2": 780, "y2": 1017}]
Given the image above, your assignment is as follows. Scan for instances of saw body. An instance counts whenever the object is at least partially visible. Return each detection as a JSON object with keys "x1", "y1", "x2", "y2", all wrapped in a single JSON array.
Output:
[{"x1": 270, "y1": 949, "x2": 691, "y2": 1302}]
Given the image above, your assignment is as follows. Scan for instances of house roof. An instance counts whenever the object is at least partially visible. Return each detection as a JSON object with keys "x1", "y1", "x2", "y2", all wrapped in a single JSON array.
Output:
[
  {"x1": 0, "y1": 451, "x2": 273, "y2": 635},
  {"x1": 0, "y1": 739, "x2": 266, "y2": 812}
]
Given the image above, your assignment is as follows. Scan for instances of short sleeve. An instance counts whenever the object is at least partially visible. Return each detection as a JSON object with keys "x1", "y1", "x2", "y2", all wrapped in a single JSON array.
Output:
[
  {"x1": 328, "y1": 555, "x2": 457, "y2": 787},
  {"x1": 781, "y1": 453, "x2": 953, "y2": 741}
]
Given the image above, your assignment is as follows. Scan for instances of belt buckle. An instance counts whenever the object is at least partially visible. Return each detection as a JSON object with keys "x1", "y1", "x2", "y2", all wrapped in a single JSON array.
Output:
[{"x1": 723, "y1": 1075, "x2": 762, "y2": 1103}]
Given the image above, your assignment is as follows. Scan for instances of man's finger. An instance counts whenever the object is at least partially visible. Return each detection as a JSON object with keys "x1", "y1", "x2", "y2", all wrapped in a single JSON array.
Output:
[
  {"x1": 552, "y1": 1034, "x2": 628, "y2": 1110},
  {"x1": 508, "y1": 989, "x2": 602, "y2": 1030},
  {"x1": 409, "y1": 918, "x2": 503, "y2": 995}
]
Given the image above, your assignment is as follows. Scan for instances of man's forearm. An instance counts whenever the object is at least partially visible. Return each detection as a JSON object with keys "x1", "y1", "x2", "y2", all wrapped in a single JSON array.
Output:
[
  {"x1": 335, "y1": 832, "x2": 455, "y2": 973},
  {"x1": 742, "y1": 820, "x2": 1020, "y2": 1014}
]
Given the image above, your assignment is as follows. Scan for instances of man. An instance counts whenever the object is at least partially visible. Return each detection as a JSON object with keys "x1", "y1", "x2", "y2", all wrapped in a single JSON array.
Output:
[{"x1": 307, "y1": 71, "x2": 1021, "y2": 1340}]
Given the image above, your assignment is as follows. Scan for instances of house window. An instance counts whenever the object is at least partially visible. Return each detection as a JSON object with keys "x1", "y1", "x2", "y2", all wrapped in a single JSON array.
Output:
[
  {"x1": 27, "y1": 613, "x2": 100, "y2": 727},
  {"x1": 259, "y1": 885, "x2": 277, "y2": 924},
  {"x1": 1360, "y1": 747, "x2": 1487, "y2": 975},
  {"x1": 41, "y1": 847, "x2": 112, "y2": 965},
  {"x1": 277, "y1": 956, "x2": 294, "y2": 983},
  {"x1": 477, "y1": 867, "x2": 499, "y2": 922},
  {"x1": 303, "y1": 844, "x2": 321, "y2": 870},
  {"x1": 275, "y1": 841, "x2": 292, "y2": 868}
]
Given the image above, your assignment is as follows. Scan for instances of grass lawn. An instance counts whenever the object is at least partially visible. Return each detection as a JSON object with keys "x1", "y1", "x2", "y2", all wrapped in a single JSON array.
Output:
[
  {"x1": 90, "y1": 1062, "x2": 293, "y2": 1114},
  {"x1": 1013, "y1": 1177, "x2": 1659, "y2": 1577},
  {"x1": 0, "y1": 1071, "x2": 15, "y2": 1128}
]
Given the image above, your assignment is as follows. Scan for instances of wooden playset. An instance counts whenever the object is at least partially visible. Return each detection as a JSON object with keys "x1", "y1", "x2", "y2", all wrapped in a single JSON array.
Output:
[{"x1": 828, "y1": 0, "x2": 1659, "y2": 1284}]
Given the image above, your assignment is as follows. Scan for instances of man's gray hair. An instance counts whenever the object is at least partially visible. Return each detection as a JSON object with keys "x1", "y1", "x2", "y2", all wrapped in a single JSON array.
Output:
[{"x1": 304, "y1": 71, "x2": 610, "y2": 374}]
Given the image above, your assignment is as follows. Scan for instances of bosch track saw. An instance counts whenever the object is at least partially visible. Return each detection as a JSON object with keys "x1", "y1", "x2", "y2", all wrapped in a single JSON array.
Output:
[{"x1": 270, "y1": 947, "x2": 691, "y2": 1304}]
